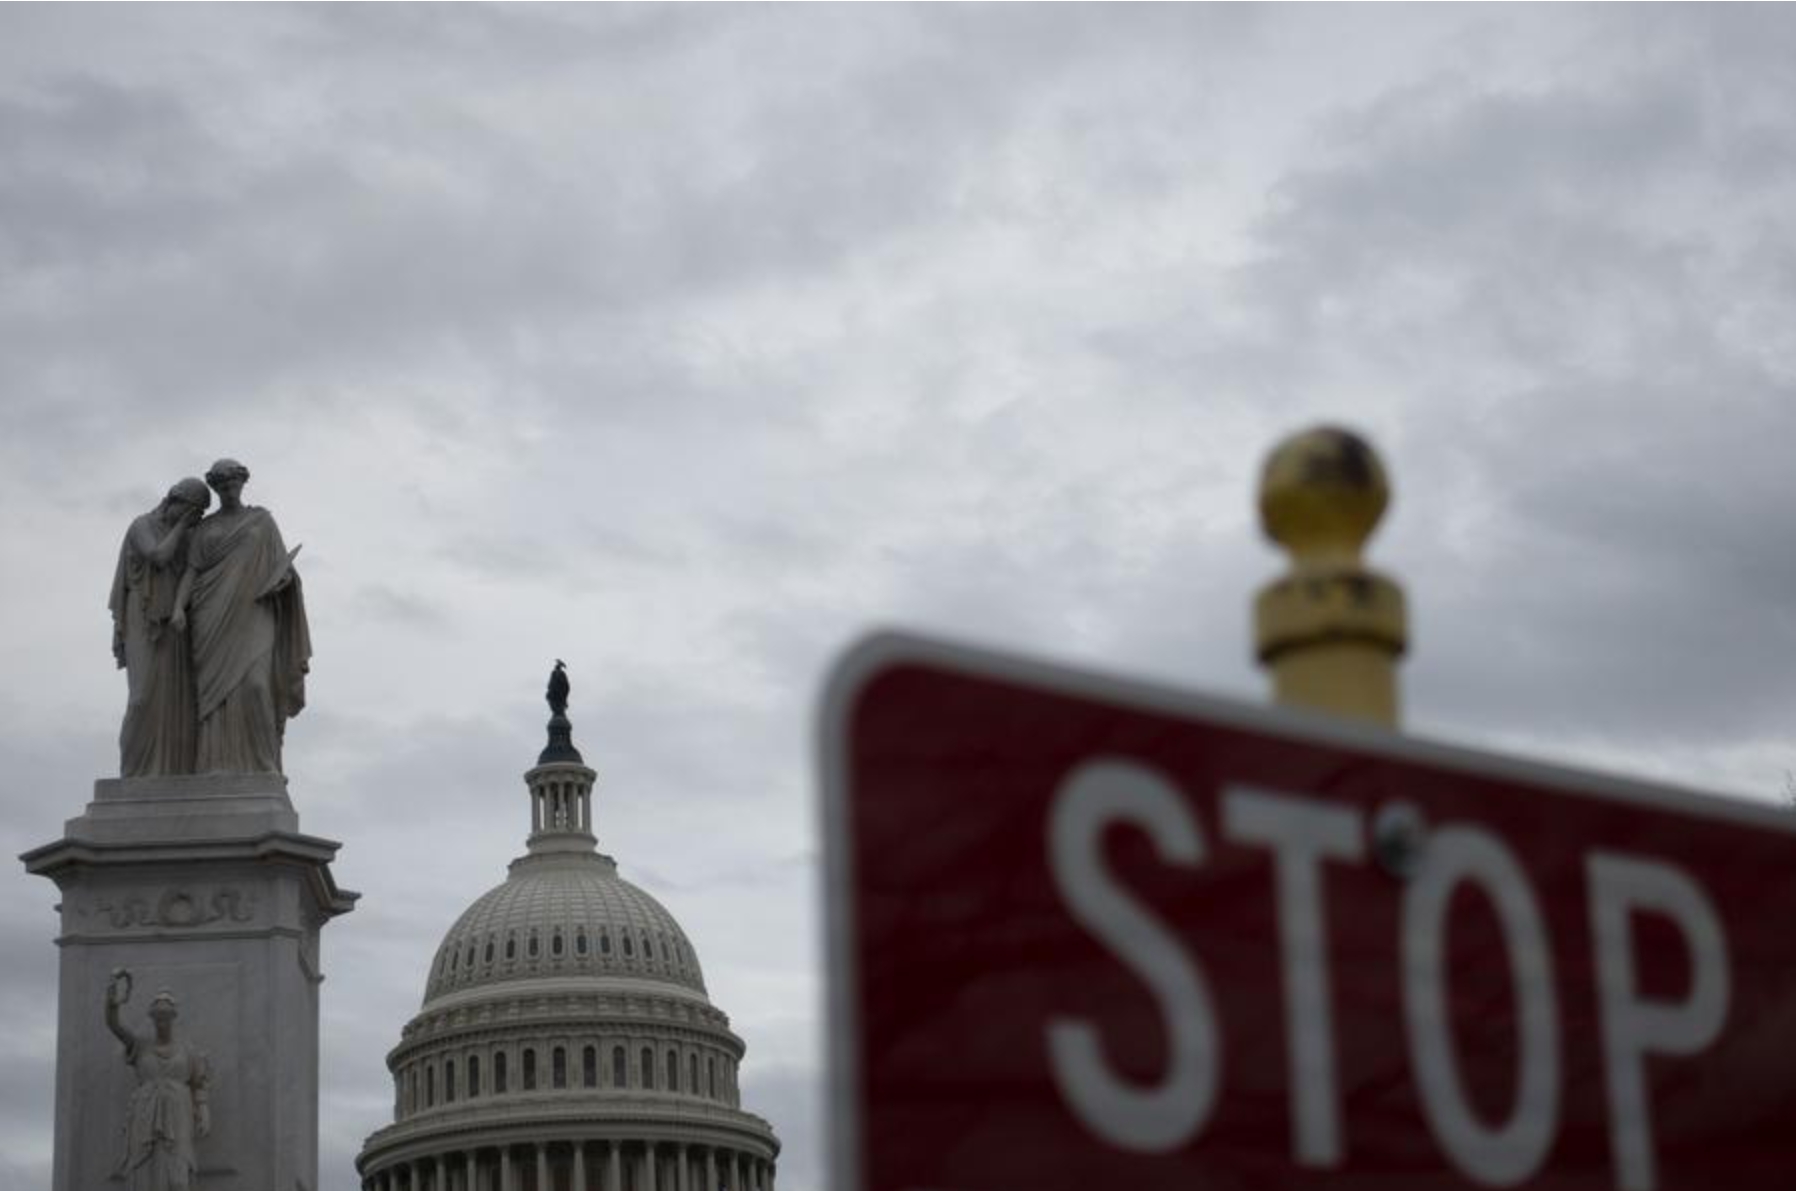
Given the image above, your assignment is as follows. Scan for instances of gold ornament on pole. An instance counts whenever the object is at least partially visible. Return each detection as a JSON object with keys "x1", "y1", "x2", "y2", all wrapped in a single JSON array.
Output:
[{"x1": 1254, "y1": 426, "x2": 1407, "y2": 727}]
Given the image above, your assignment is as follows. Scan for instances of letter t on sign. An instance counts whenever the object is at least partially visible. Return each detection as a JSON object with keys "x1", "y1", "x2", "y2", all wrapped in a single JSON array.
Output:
[{"x1": 1221, "y1": 786, "x2": 1364, "y2": 1168}]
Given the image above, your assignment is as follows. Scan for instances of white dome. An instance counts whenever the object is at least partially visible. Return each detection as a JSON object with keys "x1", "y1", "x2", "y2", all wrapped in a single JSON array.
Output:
[
  {"x1": 357, "y1": 692, "x2": 779, "y2": 1191},
  {"x1": 425, "y1": 852, "x2": 707, "y2": 1003}
]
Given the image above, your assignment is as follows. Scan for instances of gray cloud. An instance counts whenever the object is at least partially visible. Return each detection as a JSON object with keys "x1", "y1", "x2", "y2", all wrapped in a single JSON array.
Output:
[{"x1": 6, "y1": 9, "x2": 1796, "y2": 1191}]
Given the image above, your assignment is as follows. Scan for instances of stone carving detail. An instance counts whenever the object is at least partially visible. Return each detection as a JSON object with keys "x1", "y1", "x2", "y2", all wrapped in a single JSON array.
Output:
[
  {"x1": 94, "y1": 886, "x2": 258, "y2": 930},
  {"x1": 105, "y1": 970, "x2": 211, "y2": 1191},
  {"x1": 110, "y1": 478, "x2": 212, "y2": 777}
]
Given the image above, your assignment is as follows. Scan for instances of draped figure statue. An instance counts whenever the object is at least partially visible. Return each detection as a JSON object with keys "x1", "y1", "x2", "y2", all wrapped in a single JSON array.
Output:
[
  {"x1": 105, "y1": 971, "x2": 211, "y2": 1191},
  {"x1": 171, "y1": 459, "x2": 311, "y2": 774},
  {"x1": 111, "y1": 478, "x2": 211, "y2": 776}
]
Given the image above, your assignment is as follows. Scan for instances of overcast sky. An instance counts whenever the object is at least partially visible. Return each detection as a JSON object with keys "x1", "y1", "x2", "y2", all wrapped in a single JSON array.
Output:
[{"x1": 4, "y1": 6, "x2": 1796, "y2": 1189}]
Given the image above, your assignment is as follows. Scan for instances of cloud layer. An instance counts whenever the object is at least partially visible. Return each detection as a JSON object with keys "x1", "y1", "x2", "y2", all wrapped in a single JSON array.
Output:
[{"x1": 4, "y1": 8, "x2": 1796, "y2": 1187}]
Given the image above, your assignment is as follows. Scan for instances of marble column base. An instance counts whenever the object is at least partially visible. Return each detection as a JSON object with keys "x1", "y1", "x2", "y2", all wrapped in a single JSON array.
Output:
[{"x1": 21, "y1": 772, "x2": 357, "y2": 1191}]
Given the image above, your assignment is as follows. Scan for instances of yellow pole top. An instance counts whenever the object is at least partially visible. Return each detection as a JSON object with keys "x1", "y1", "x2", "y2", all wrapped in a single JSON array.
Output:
[{"x1": 1254, "y1": 426, "x2": 1407, "y2": 727}]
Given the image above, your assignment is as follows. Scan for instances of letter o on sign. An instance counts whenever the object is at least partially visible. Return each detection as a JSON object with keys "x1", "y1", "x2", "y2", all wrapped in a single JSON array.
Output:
[{"x1": 1402, "y1": 826, "x2": 1560, "y2": 1187}]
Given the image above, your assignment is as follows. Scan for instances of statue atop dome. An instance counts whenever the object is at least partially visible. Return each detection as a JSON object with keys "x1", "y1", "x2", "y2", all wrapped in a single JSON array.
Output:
[
  {"x1": 547, "y1": 659, "x2": 570, "y2": 717},
  {"x1": 538, "y1": 658, "x2": 583, "y2": 765}
]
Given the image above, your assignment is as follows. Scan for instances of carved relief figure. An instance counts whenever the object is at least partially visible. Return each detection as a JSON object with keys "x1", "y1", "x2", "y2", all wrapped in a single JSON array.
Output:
[
  {"x1": 171, "y1": 459, "x2": 311, "y2": 773},
  {"x1": 110, "y1": 478, "x2": 211, "y2": 776},
  {"x1": 105, "y1": 971, "x2": 211, "y2": 1191}
]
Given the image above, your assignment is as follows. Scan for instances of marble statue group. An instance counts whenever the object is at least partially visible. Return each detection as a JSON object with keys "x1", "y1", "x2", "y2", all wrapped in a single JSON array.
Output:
[{"x1": 110, "y1": 458, "x2": 310, "y2": 776}]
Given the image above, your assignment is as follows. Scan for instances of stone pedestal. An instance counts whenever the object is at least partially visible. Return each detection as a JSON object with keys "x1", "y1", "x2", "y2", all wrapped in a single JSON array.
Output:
[{"x1": 21, "y1": 773, "x2": 357, "y2": 1191}]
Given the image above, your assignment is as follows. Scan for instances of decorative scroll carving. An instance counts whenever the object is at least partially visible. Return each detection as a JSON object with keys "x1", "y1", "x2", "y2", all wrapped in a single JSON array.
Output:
[{"x1": 93, "y1": 886, "x2": 258, "y2": 930}]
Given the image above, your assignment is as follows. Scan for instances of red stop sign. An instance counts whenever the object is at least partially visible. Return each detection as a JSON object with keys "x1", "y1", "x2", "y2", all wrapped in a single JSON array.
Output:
[{"x1": 821, "y1": 634, "x2": 1796, "y2": 1191}]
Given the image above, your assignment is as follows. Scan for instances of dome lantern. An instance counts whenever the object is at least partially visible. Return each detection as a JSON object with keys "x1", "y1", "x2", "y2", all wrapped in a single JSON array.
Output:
[{"x1": 526, "y1": 661, "x2": 598, "y2": 856}]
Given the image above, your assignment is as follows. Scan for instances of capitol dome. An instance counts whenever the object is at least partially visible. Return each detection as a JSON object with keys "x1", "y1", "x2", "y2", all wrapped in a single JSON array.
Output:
[
  {"x1": 423, "y1": 852, "x2": 708, "y2": 1003},
  {"x1": 357, "y1": 668, "x2": 780, "y2": 1191}
]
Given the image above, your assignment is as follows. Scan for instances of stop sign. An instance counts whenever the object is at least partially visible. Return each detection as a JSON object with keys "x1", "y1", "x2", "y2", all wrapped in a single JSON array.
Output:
[{"x1": 820, "y1": 633, "x2": 1796, "y2": 1191}]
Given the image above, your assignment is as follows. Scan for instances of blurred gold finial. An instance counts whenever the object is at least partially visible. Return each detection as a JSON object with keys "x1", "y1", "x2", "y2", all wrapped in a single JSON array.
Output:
[{"x1": 1254, "y1": 426, "x2": 1406, "y2": 727}]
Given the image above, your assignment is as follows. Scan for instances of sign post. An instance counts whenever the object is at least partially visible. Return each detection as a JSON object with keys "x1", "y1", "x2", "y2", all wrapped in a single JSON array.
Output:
[{"x1": 821, "y1": 632, "x2": 1796, "y2": 1191}]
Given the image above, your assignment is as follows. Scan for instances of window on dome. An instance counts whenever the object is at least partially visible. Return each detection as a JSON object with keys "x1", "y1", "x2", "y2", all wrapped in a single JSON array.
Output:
[
  {"x1": 505, "y1": 934, "x2": 517, "y2": 961},
  {"x1": 465, "y1": 943, "x2": 475, "y2": 967},
  {"x1": 641, "y1": 1047, "x2": 655, "y2": 1090},
  {"x1": 667, "y1": 1048, "x2": 678, "y2": 1091},
  {"x1": 553, "y1": 1047, "x2": 567, "y2": 1088},
  {"x1": 576, "y1": 929, "x2": 588, "y2": 955},
  {"x1": 447, "y1": 949, "x2": 456, "y2": 973},
  {"x1": 600, "y1": 931, "x2": 612, "y2": 955},
  {"x1": 690, "y1": 1054, "x2": 699, "y2": 1094},
  {"x1": 552, "y1": 930, "x2": 564, "y2": 957},
  {"x1": 622, "y1": 935, "x2": 634, "y2": 957},
  {"x1": 644, "y1": 936, "x2": 655, "y2": 959},
  {"x1": 523, "y1": 1048, "x2": 537, "y2": 1091},
  {"x1": 426, "y1": 1065, "x2": 435, "y2": 1107},
  {"x1": 708, "y1": 1057, "x2": 716, "y2": 1098},
  {"x1": 410, "y1": 1069, "x2": 419, "y2": 1112},
  {"x1": 612, "y1": 1046, "x2": 626, "y2": 1087},
  {"x1": 444, "y1": 1060, "x2": 456, "y2": 1103},
  {"x1": 494, "y1": 1050, "x2": 508, "y2": 1094},
  {"x1": 583, "y1": 1045, "x2": 597, "y2": 1088},
  {"x1": 469, "y1": 1054, "x2": 481, "y2": 1097},
  {"x1": 528, "y1": 931, "x2": 540, "y2": 958},
  {"x1": 485, "y1": 937, "x2": 494, "y2": 964}
]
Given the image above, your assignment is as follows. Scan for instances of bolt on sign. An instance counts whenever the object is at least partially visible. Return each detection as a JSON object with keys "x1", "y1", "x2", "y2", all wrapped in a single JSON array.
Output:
[{"x1": 820, "y1": 634, "x2": 1796, "y2": 1191}]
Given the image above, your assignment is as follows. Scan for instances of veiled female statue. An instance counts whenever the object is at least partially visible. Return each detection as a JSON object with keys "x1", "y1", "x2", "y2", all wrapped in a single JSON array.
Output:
[
  {"x1": 171, "y1": 458, "x2": 311, "y2": 774},
  {"x1": 105, "y1": 971, "x2": 211, "y2": 1191},
  {"x1": 110, "y1": 478, "x2": 211, "y2": 776}
]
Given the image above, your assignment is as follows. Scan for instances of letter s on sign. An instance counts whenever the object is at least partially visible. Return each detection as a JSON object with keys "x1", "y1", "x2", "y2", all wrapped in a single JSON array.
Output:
[{"x1": 1045, "y1": 759, "x2": 1219, "y2": 1153}]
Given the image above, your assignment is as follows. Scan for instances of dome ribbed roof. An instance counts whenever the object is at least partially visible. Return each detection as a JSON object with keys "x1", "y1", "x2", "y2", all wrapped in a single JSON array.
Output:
[{"x1": 423, "y1": 852, "x2": 707, "y2": 1004}]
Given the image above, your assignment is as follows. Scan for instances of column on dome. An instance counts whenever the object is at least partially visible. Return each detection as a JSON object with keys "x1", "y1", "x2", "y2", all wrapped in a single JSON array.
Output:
[
  {"x1": 465, "y1": 1150, "x2": 477, "y2": 1191},
  {"x1": 704, "y1": 1147, "x2": 716, "y2": 1191},
  {"x1": 644, "y1": 1142, "x2": 659, "y2": 1191},
  {"x1": 437, "y1": 1155, "x2": 448, "y2": 1191},
  {"x1": 535, "y1": 1142, "x2": 548, "y2": 1191},
  {"x1": 607, "y1": 1141, "x2": 622, "y2": 1191},
  {"x1": 500, "y1": 1147, "x2": 515, "y2": 1191},
  {"x1": 573, "y1": 1141, "x2": 588, "y2": 1191}
]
